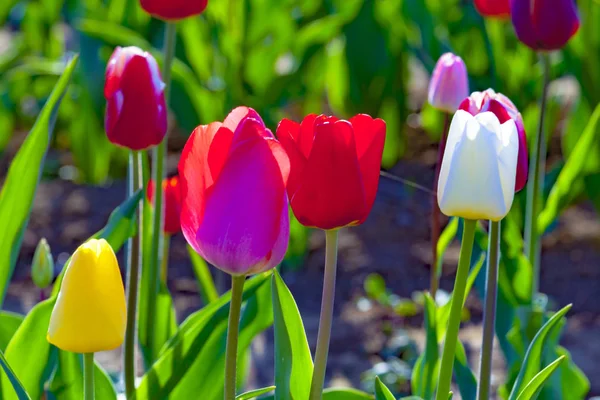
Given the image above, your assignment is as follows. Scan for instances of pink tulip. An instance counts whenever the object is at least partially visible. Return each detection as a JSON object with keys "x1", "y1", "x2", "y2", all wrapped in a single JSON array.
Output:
[
  {"x1": 178, "y1": 107, "x2": 290, "y2": 276},
  {"x1": 428, "y1": 53, "x2": 469, "y2": 113}
]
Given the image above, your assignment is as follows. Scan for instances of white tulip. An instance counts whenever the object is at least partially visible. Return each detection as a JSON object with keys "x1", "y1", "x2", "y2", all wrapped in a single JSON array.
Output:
[{"x1": 438, "y1": 110, "x2": 519, "y2": 221}]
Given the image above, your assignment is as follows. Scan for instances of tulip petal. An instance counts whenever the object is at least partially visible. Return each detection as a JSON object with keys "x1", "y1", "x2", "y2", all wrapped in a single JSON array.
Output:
[
  {"x1": 248, "y1": 199, "x2": 290, "y2": 275},
  {"x1": 533, "y1": 0, "x2": 580, "y2": 50},
  {"x1": 496, "y1": 119, "x2": 519, "y2": 213},
  {"x1": 437, "y1": 110, "x2": 470, "y2": 200},
  {"x1": 291, "y1": 119, "x2": 366, "y2": 229},
  {"x1": 439, "y1": 112, "x2": 508, "y2": 221},
  {"x1": 350, "y1": 114, "x2": 386, "y2": 222},
  {"x1": 224, "y1": 106, "x2": 264, "y2": 131},
  {"x1": 298, "y1": 114, "x2": 318, "y2": 157},
  {"x1": 510, "y1": 0, "x2": 540, "y2": 49},
  {"x1": 195, "y1": 119, "x2": 288, "y2": 275},
  {"x1": 278, "y1": 119, "x2": 307, "y2": 199}
]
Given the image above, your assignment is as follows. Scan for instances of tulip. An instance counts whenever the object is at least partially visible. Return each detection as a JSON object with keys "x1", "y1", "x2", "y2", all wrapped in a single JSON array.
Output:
[
  {"x1": 459, "y1": 89, "x2": 528, "y2": 191},
  {"x1": 510, "y1": 0, "x2": 579, "y2": 50},
  {"x1": 437, "y1": 110, "x2": 519, "y2": 222},
  {"x1": 104, "y1": 46, "x2": 167, "y2": 151},
  {"x1": 47, "y1": 239, "x2": 127, "y2": 353},
  {"x1": 32, "y1": 238, "x2": 54, "y2": 289},
  {"x1": 277, "y1": 114, "x2": 386, "y2": 230},
  {"x1": 474, "y1": 0, "x2": 511, "y2": 18},
  {"x1": 140, "y1": 0, "x2": 208, "y2": 20},
  {"x1": 147, "y1": 176, "x2": 182, "y2": 235},
  {"x1": 178, "y1": 106, "x2": 290, "y2": 276},
  {"x1": 428, "y1": 53, "x2": 469, "y2": 113}
]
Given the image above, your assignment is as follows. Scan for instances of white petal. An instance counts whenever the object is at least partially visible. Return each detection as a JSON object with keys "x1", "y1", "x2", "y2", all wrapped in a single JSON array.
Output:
[
  {"x1": 437, "y1": 110, "x2": 470, "y2": 200},
  {"x1": 496, "y1": 119, "x2": 519, "y2": 213},
  {"x1": 438, "y1": 115, "x2": 507, "y2": 221}
]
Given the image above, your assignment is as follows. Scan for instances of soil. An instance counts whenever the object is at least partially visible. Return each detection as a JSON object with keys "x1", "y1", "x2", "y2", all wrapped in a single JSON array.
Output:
[{"x1": 5, "y1": 145, "x2": 600, "y2": 399}]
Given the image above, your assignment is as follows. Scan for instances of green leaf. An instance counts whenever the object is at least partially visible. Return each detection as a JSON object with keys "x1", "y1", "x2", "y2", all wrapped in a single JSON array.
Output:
[
  {"x1": 436, "y1": 217, "x2": 459, "y2": 281},
  {"x1": 235, "y1": 386, "x2": 275, "y2": 399},
  {"x1": 375, "y1": 376, "x2": 396, "y2": 400},
  {"x1": 411, "y1": 294, "x2": 438, "y2": 399},
  {"x1": 260, "y1": 388, "x2": 373, "y2": 400},
  {"x1": 0, "y1": 349, "x2": 31, "y2": 400},
  {"x1": 516, "y1": 356, "x2": 566, "y2": 400},
  {"x1": 453, "y1": 340, "x2": 476, "y2": 400},
  {"x1": 188, "y1": 245, "x2": 219, "y2": 305},
  {"x1": 0, "y1": 55, "x2": 78, "y2": 306},
  {"x1": 508, "y1": 305, "x2": 572, "y2": 400},
  {"x1": 539, "y1": 104, "x2": 600, "y2": 233},
  {"x1": 134, "y1": 273, "x2": 273, "y2": 399},
  {"x1": 0, "y1": 312, "x2": 23, "y2": 352},
  {"x1": 271, "y1": 271, "x2": 313, "y2": 400}
]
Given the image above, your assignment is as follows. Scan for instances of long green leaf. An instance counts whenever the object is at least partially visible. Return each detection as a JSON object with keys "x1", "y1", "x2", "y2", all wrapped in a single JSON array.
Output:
[
  {"x1": 516, "y1": 356, "x2": 566, "y2": 400},
  {"x1": 271, "y1": 271, "x2": 313, "y2": 400},
  {"x1": 0, "y1": 55, "x2": 78, "y2": 306},
  {"x1": 134, "y1": 273, "x2": 273, "y2": 399},
  {"x1": 0, "y1": 312, "x2": 23, "y2": 352},
  {"x1": 507, "y1": 305, "x2": 572, "y2": 400},
  {"x1": 375, "y1": 376, "x2": 396, "y2": 400},
  {"x1": 236, "y1": 386, "x2": 275, "y2": 399},
  {"x1": 0, "y1": 349, "x2": 31, "y2": 400},
  {"x1": 436, "y1": 217, "x2": 459, "y2": 278},
  {"x1": 261, "y1": 388, "x2": 374, "y2": 400},
  {"x1": 411, "y1": 294, "x2": 438, "y2": 399},
  {"x1": 453, "y1": 339, "x2": 476, "y2": 400}
]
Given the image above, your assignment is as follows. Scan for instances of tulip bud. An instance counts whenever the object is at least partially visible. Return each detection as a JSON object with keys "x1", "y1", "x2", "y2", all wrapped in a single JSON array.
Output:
[
  {"x1": 277, "y1": 114, "x2": 386, "y2": 230},
  {"x1": 104, "y1": 46, "x2": 167, "y2": 151},
  {"x1": 47, "y1": 239, "x2": 127, "y2": 353},
  {"x1": 179, "y1": 107, "x2": 290, "y2": 276},
  {"x1": 510, "y1": 0, "x2": 579, "y2": 50},
  {"x1": 459, "y1": 89, "x2": 528, "y2": 191},
  {"x1": 428, "y1": 53, "x2": 469, "y2": 113},
  {"x1": 31, "y1": 238, "x2": 54, "y2": 289},
  {"x1": 438, "y1": 110, "x2": 519, "y2": 221},
  {"x1": 147, "y1": 175, "x2": 182, "y2": 235},
  {"x1": 140, "y1": 0, "x2": 208, "y2": 20},
  {"x1": 475, "y1": 0, "x2": 511, "y2": 18}
]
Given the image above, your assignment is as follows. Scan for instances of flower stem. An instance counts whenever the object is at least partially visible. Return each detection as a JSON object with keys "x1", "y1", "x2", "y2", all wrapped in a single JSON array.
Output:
[
  {"x1": 477, "y1": 220, "x2": 500, "y2": 400},
  {"x1": 124, "y1": 151, "x2": 143, "y2": 398},
  {"x1": 435, "y1": 219, "x2": 477, "y2": 400},
  {"x1": 309, "y1": 229, "x2": 339, "y2": 400},
  {"x1": 84, "y1": 353, "x2": 95, "y2": 400},
  {"x1": 224, "y1": 274, "x2": 246, "y2": 400},
  {"x1": 161, "y1": 234, "x2": 171, "y2": 283},
  {"x1": 524, "y1": 53, "x2": 551, "y2": 298},
  {"x1": 431, "y1": 112, "x2": 450, "y2": 298},
  {"x1": 147, "y1": 21, "x2": 177, "y2": 362}
]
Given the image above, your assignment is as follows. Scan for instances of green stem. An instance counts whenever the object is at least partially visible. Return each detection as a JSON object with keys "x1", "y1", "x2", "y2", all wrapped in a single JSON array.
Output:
[
  {"x1": 161, "y1": 234, "x2": 171, "y2": 284},
  {"x1": 224, "y1": 275, "x2": 246, "y2": 400},
  {"x1": 309, "y1": 230, "x2": 339, "y2": 400},
  {"x1": 435, "y1": 219, "x2": 477, "y2": 400},
  {"x1": 431, "y1": 112, "x2": 450, "y2": 298},
  {"x1": 124, "y1": 151, "x2": 142, "y2": 398},
  {"x1": 147, "y1": 21, "x2": 177, "y2": 362},
  {"x1": 84, "y1": 353, "x2": 95, "y2": 400},
  {"x1": 477, "y1": 220, "x2": 500, "y2": 400},
  {"x1": 524, "y1": 53, "x2": 551, "y2": 298}
]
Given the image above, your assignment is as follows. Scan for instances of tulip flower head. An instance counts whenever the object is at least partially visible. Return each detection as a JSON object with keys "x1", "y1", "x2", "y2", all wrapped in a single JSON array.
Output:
[
  {"x1": 438, "y1": 110, "x2": 519, "y2": 222},
  {"x1": 428, "y1": 53, "x2": 469, "y2": 113},
  {"x1": 277, "y1": 114, "x2": 386, "y2": 230},
  {"x1": 459, "y1": 89, "x2": 528, "y2": 191},
  {"x1": 179, "y1": 107, "x2": 290, "y2": 276},
  {"x1": 141, "y1": 0, "x2": 208, "y2": 20},
  {"x1": 148, "y1": 176, "x2": 182, "y2": 235},
  {"x1": 47, "y1": 239, "x2": 127, "y2": 353},
  {"x1": 104, "y1": 46, "x2": 167, "y2": 151},
  {"x1": 32, "y1": 238, "x2": 54, "y2": 289},
  {"x1": 475, "y1": 0, "x2": 511, "y2": 18},
  {"x1": 510, "y1": 0, "x2": 580, "y2": 50}
]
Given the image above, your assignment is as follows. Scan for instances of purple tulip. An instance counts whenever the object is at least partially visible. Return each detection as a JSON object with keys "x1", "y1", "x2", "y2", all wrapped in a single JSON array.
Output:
[{"x1": 428, "y1": 53, "x2": 470, "y2": 113}]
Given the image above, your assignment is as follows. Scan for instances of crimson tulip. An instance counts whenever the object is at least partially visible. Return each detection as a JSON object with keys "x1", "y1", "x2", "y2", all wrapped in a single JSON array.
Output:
[
  {"x1": 459, "y1": 89, "x2": 528, "y2": 192},
  {"x1": 178, "y1": 107, "x2": 290, "y2": 276},
  {"x1": 474, "y1": 0, "x2": 510, "y2": 18},
  {"x1": 510, "y1": 0, "x2": 579, "y2": 50},
  {"x1": 140, "y1": 0, "x2": 208, "y2": 20},
  {"x1": 277, "y1": 114, "x2": 386, "y2": 230},
  {"x1": 104, "y1": 46, "x2": 167, "y2": 151},
  {"x1": 147, "y1": 176, "x2": 182, "y2": 235}
]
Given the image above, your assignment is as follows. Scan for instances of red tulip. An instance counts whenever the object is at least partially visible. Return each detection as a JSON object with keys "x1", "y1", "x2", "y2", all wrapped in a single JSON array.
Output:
[
  {"x1": 104, "y1": 47, "x2": 167, "y2": 151},
  {"x1": 178, "y1": 107, "x2": 290, "y2": 276},
  {"x1": 510, "y1": 0, "x2": 579, "y2": 50},
  {"x1": 147, "y1": 176, "x2": 182, "y2": 235},
  {"x1": 459, "y1": 89, "x2": 528, "y2": 191},
  {"x1": 140, "y1": 0, "x2": 208, "y2": 20},
  {"x1": 277, "y1": 114, "x2": 386, "y2": 230},
  {"x1": 474, "y1": 0, "x2": 511, "y2": 18}
]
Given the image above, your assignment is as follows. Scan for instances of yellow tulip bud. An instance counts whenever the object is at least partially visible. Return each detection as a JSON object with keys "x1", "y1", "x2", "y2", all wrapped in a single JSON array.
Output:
[
  {"x1": 47, "y1": 239, "x2": 127, "y2": 353},
  {"x1": 32, "y1": 238, "x2": 54, "y2": 289}
]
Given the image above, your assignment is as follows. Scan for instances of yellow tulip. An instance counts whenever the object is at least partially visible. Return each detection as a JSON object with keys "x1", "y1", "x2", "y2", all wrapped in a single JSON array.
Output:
[{"x1": 47, "y1": 239, "x2": 127, "y2": 353}]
